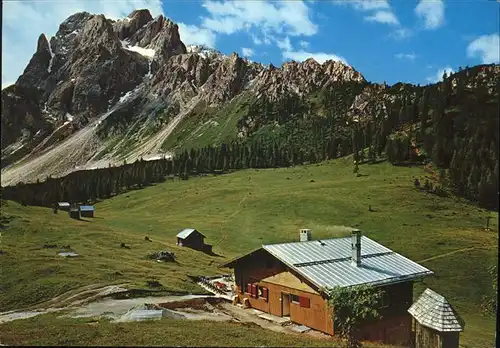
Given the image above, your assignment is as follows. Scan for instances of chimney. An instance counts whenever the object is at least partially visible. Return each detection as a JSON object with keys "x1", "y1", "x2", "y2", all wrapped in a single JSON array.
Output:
[
  {"x1": 300, "y1": 229, "x2": 312, "y2": 242},
  {"x1": 351, "y1": 229, "x2": 361, "y2": 266}
]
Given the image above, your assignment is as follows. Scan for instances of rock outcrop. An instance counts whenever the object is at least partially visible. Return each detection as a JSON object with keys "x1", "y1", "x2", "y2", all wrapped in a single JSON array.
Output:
[{"x1": 0, "y1": 8, "x2": 370, "y2": 185}]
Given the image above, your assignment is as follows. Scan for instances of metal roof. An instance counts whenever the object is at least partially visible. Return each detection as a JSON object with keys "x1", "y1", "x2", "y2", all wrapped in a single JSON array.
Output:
[
  {"x1": 408, "y1": 288, "x2": 464, "y2": 332},
  {"x1": 79, "y1": 205, "x2": 95, "y2": 211},
  {"x1": 176, "y1": 228, "x2": 204, "y2": 239},
  {"x1": 261, "y1": 236, "x2": 433, "y2": 289},
  {"x1": 57, "y1": 202, "x2": 70, "y2": 206}
]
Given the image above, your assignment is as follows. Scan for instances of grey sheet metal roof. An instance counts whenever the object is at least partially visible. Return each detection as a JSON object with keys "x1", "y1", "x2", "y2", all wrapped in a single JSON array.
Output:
[
  {"x1": 176, "y1": 228, "x2": 204, "y2": 239},
  {"x1": 408, "y1": 288, "x2": 464, "y2": 332},
  {"x1": 262, "y1": 236, "x2": 433, "y2": 289},
  {"x1": 57, "y1": 202, "x2": 70, "y2": 206}
]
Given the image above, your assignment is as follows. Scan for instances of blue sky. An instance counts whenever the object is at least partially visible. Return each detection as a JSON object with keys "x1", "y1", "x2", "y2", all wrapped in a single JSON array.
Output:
[{"x1": 2, "y1": 0, "x2": 499, "y2": 88}]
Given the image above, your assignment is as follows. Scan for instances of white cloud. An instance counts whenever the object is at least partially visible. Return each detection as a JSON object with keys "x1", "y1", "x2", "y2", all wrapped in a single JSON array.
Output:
[
  {"x1": 276, "y1": 37, "x2": 293, "y2": 52},
  {"x1": 415, "y1": 0, "x2": 445, "y2": 30},
  {"x1": 395, "y1": 53, "x2": 416, "y2": 61},
  {"x1": 299, "y1": 40, "x2": 309, "y2": 49},
  {"x1": 336, "y1": 0, "x2": 407, "y2": 38},
  {"x1": 178, "y1": 23, "x2": 216, "y2": 48},
  {"x1": 391, "y1": 28, "x2": 413, "y2": 40},
  {"x1": 201, "y1": 0, "x2": 318, "y2": 38},
  {"x1": 426, "y1": 66, "x2": 454, "y2": 83},
  {"x1": 352, "y1": 0, "x2": 390, "y2": 11},
  {"x1": 251, "y1": 34, "x2": 263, "y2": 45},
  {"x1": 466, "y1": 34, "x2": 500, "y2": 64},
  {"x1": 2, "y1": 0, "x2": 164, "y2": 89},
  {"x1": 283, "y1": 50, "x2": 348, "y2": 65},
  {"x1": 365, "y1": 10, "x2": 399, "y2": 25},
  {"x1": 241, "y1": 47, "x2": 254, "y2": 57},
  {"x1": 336, "y1": 0, "x2": 399, "y2": 26},
  {"x1": 335, "y1": 0, "x2": 390, "y2": 11}
]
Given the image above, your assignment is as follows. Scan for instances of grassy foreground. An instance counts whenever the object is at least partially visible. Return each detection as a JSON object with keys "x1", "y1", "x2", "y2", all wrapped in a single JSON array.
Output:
[
  {"x1": 0, "y1": 312, "x2": 397, "y2": 347},
  {"x1": 0, "y1": 313, "x2": 338, "y2": 347},
  {"x1": 0, "y1": 157, "x2": 497, "y2": 347}
]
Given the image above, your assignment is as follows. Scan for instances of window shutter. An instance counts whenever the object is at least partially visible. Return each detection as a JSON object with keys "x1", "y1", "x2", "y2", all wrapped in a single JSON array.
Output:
[
  {"x1": 246, "y1": 283, "x2": 252, "y2": 294},
  {"x1": 251, "y1": 284, "x2": 258, "y2": 298},
  {"x1": 263, "y1": 288, "x2": 269, "y2": 301},
  {"x1": 299, "y1": 296, "x2": 310, "y2": 308}
]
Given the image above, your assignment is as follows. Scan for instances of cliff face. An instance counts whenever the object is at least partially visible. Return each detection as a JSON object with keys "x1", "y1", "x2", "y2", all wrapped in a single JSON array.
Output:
[{"x1": 1, "y1": 9, "x2": 498, "y2": 188}]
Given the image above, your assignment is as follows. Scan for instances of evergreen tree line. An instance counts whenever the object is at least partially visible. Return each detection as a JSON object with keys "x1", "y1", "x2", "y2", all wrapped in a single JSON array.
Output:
[
  {"x1": 383, "y1": 65, "x2": 499, "y2": 210},
  {"x1": 0, "y1": 131, "x2": 360, "y2": 207}
]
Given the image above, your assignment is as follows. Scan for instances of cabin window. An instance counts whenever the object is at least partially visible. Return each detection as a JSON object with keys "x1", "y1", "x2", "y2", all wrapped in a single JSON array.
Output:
[
  {"x1": 299, "y1": 296, "x2": 310, "y2": 308},
  {"x1": 251, "y1": 284, "x2": 258, "y2": 298},
  {"x1": 290, "y1": 294, "x2": 310, "y2": 308},
  {"x1": 259, "y1": 286, "x2": 269, "y2": 302},
  {"x1": 244, "y1": 278, "x2": 255, "y2": 295}
]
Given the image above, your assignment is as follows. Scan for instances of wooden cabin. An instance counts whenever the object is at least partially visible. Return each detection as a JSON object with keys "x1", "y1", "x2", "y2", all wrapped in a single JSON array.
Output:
[
  {"x1": 408, "y1": 288, "x2": 464, "y2": 348},
  {"x1": 176, "y1": 228, "x2": 211, "y2": 252},
  {"x1": 220, "y1": 229, "x2": 434, "y2": 346},
  {"x1": 79, "y1": 205, "x2": 95, "y2": 218},
  {"x1": 68, "y1": 206, "x2": 80, "y2": 219},
  {"x1": 57, "y1": 202, "x2": 70, "y2": 211}
]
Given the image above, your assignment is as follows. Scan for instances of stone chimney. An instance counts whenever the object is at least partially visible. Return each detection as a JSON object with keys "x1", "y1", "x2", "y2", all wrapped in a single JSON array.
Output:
[
  {"x1": 351, "y1": 229, "x2": 361, "y2": 266},
  {"x1": 300, "y1": 229, "x2": 312, "y2": 242}
]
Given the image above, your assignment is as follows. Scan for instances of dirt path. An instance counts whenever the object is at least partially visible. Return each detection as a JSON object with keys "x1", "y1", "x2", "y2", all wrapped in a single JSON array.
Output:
[
  {"x1": 219, "y1": 303, "x2": 291, "y2": 334},
  {"x1": 13, "y1": 284, "x2": 130, "y2": 313},
  {"x1": 0, "y1": 282, "x2": 210, "y2": 325},
  {"x1": 213, "y1": 194, "x2": 248, "y2": 247},
  {"x1": 417, "y1": 247, "x2": 475, "y2": 263},
  {"x1": 0, "y1": 284, "x2": 131, "y2": 324}
]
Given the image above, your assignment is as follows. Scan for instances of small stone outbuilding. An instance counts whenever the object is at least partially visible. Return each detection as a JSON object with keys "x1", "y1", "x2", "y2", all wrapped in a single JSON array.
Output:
[{"x1": 408, "y1": 288, "x2": 464, "y2": 348}]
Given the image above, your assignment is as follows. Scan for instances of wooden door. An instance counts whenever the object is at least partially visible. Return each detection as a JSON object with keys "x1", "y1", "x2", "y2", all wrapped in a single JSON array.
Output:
[{"x1": 281, "y1": 293, "x2": 290, "y2": 316}]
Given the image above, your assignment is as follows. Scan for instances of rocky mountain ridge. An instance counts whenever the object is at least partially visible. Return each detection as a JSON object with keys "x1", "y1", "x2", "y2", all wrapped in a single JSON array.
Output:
[{"x1": 1, "y1": 9, "x2": 498, "y2": 188}]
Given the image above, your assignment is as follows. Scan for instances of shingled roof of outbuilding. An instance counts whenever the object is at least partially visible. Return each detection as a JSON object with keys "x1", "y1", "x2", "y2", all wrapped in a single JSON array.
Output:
[{"x1": 408, "y1": 288, "x2": 465, "y2": 332}]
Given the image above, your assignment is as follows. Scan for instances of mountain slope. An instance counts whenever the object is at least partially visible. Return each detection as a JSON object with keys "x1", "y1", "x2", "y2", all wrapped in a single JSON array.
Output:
[{"x1": 0, "y1": 9, "x2": 365, "y2": 185}]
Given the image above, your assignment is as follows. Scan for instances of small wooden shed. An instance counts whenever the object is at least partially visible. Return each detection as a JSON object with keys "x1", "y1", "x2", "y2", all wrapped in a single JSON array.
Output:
[
  {"x1": 176, "y1": 228, "x2": 211, "y2": 251},
  {"x1": 80, "y1": 205, "x2": 95, "y2": 218},
  {"x1": 68, "y1": 205, "x2": 80, "y2": 219},
  {"x1": 408, "y1": 288, "x2": 464, "y2": 348}
]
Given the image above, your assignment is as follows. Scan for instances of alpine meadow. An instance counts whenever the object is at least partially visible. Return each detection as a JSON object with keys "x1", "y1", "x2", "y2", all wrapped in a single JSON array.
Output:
[{"x1": 1, "y1": 2, "x2": 498, "y2": 348}]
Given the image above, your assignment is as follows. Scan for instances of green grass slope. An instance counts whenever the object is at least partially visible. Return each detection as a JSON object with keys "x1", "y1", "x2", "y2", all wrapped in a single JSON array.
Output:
[
  {"x1": 0, "y1": 158, "x2": 497, "y2": 347},
  {"x1": 161, "y1": 93, "x2": 258, "y2": 152},
  {"x1": 0, "y1": 312, "x2": 395, "y2": 347}
]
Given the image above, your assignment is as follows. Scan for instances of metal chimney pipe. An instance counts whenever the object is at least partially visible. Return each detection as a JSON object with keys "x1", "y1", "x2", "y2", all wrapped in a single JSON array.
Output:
[{"x1": 351, "y1": 229, "x2": 361, "y2": 266}]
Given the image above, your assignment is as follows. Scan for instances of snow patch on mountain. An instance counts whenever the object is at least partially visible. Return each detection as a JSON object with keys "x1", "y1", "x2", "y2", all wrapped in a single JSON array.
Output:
[
  {"x1": 122, "y1": 42, "x2": 155, "y2": 59},
  {"x1": 47, "y1": 37, "x2": 55, "y2": 73},
  {"x1": 118, "y1": 85, "x2": 143, "y2": 103},
  {"x1": 185, "y1": 45, "x2": 222, "y2": 60},
  {"x1": 145, "y1": 60, "x2": 152, "y2": 79}
]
